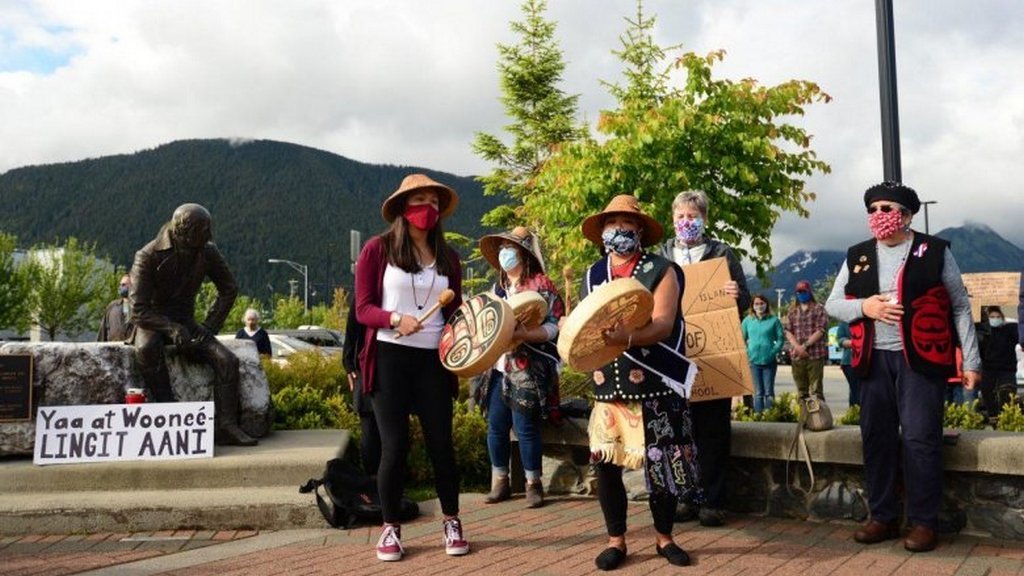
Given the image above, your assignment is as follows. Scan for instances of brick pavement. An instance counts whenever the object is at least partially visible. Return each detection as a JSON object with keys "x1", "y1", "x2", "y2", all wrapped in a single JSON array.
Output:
[{"x1": 3, "y1": 494, "x2": 1023, "y2": 575}]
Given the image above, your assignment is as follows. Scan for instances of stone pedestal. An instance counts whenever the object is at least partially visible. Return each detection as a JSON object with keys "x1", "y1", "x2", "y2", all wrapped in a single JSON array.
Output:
[{"x1": 0, "y1": 340, "x2": 272, "y2": 456}]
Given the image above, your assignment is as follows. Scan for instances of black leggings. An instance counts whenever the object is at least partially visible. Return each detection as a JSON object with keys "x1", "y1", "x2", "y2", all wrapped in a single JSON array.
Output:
[
  {"x1": 371, "y1": 340, "x2": 460, "y2": 522},
  {"x1": 596, "y1": 463, "x2": 677, "y2": 537}
]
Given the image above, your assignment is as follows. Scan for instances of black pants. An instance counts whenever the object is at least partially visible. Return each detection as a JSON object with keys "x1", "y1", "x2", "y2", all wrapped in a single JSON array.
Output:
[
  {"x1": 860, "y1": 350, "x2": 945, "y2": 529},
  {"x1": 689, "y1": 397, "x2": 731, "y2": 509},
  {"x1": 371, "y1": 340, "x2": 459, "y2": 522},
  {"x1": 596, "y1": 463, "x2": 677, "y2": 536},
  {"x1": 980, "y1": 369, "x2": 1017, "y2": 418},
  {"x1": 134, "y1": 323, "x2": 239, "y2": 403},
  {"x1": 352, "y1": 373, "x2": 381, "y2": 476}
]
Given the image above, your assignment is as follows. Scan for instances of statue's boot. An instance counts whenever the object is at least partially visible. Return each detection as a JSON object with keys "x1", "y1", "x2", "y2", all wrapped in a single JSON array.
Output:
[
  {"x1": 139, "y1": 364, "x2": 176, "y2": 403},
  {"x1": 214, "y1": 381, "x2": 257, "y2": 446}
]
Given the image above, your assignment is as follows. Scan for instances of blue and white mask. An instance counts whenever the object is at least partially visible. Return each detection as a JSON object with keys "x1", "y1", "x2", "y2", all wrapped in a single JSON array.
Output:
[
  {"x1": 601, "y1": 228, "x2": 641, "y2": 256},
  {"x1": 498, "y1": 247, "x2": 520, "y2": 272}
]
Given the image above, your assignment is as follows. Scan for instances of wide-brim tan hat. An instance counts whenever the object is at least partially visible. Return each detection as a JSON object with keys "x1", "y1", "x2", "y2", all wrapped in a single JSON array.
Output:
[
  {"x1": 581, "y1": 194, "x2": 664, "y2": 248},
  {"x1": 479, "y1": 226, "x2": 545, "y2": 273},
  {"x1": 381, "y1": 174, "x2": 459, "y2": 223}
]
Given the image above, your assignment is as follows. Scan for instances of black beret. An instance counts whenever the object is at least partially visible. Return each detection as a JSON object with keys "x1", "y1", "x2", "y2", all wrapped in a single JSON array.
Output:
[{"x1": 863, "y1": 181, "x2": 920, "y2": 214}]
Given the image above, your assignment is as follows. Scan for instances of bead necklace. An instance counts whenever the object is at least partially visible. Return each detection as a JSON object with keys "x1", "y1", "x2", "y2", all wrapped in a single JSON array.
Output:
[{"x1": 411, "y1": 260, "x2": 437, "y2": 310}]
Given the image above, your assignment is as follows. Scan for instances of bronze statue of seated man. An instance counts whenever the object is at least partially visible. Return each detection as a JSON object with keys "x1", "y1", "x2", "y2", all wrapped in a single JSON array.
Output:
[{"x1": 129, "y1": 203, "x2": 256, "y2": 446}]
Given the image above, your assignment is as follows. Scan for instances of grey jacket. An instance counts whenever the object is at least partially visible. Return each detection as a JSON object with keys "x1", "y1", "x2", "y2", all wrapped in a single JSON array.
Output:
[{"x1": 659, "y1": 236, "x2": 752, "y2": 317}]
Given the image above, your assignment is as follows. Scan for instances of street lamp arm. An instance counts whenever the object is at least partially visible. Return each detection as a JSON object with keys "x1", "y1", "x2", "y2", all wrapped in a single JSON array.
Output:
[{"x1": 268, "y1": 258, "x2": 310, "y2": 312}]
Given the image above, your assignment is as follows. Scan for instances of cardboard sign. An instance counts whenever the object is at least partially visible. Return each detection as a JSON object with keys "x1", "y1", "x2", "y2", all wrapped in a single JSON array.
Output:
[
  {"x1": 681, "y1": 257, "x2": 754, "y2": 402},
  {"x1": 33, "y1": 402, "x2": 214, "y2": 466},
  {"x1": 961, "y1": 272, "x2": 1021, "y2": 322},
  {"x1": 0, "y1": 355, "x2": 33, "y2": 422}
]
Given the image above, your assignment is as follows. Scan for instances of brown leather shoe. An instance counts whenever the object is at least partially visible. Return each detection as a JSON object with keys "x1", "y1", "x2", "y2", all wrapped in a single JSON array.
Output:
[
  {"x1": 903, "y1": 525, "x2": 937, "y2": 552},
  {"x1": 525, "y1": 481, "x2": 544, "y2": 508},
  {"x1": 484, "y1": 476, "x2": 510, "y2": 504},
  {"x1": 853, "y1": 520, "x2": 901, "y2": 544}
]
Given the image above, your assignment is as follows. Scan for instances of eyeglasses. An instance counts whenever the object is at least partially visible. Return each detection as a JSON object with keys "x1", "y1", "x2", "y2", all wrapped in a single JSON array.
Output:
[
  {"x1": 867, "y1": 205, "x2": 904, "y2": 214},
  {"x1": 796, "y1": 289, "x2": 809, "y2": 294}
]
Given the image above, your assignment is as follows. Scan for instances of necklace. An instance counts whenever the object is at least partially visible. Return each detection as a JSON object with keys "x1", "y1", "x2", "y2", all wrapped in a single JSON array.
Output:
[{"x1": 411, "y1": 261, "x2": 437, "y2": 310}]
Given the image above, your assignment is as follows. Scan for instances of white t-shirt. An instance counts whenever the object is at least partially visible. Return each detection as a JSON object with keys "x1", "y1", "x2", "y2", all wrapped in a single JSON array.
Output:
[{"x1": 377, "y1": 262, "x2": 450, "y2": 349}]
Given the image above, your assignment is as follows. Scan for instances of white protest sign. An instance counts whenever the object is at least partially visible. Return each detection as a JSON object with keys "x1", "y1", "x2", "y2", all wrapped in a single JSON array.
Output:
[{"x1": 34, "y1": 402, "x2": 214, "y2": 466}]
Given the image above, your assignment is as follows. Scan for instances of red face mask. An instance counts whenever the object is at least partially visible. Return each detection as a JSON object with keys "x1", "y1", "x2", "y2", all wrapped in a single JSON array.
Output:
[{"x1": 404, "y1": 204, "x2": 440, "y2": 231}]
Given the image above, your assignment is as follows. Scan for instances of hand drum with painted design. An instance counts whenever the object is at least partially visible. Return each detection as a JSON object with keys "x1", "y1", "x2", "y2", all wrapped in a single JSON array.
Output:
[
  {"x1": 556, "y1": 278, "x2": 654, "y2": 372},
  {"x1": 507, "y1": 291, "x2": 548, "y2": 329},
  {"x1": 439, "y1": 293, "x2": 515, "y2": 377}
]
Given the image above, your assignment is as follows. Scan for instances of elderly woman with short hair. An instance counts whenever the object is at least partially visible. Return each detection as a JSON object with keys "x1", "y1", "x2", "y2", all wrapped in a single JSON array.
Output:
[{"x1": 659, "y1": 189, "x2": 751, "y2": 527}]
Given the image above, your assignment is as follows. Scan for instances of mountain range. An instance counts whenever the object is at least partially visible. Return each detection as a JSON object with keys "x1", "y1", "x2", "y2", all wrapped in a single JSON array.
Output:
[
  {"x1": 0, "y1": 139, "x2": 502, "y2": 301},
  {"x1": 747, "y1": 222, "x2": 1024, "y2": 299},
  {"x1": 2, "y1": 138, "x2": 1020, "y2": 304}
]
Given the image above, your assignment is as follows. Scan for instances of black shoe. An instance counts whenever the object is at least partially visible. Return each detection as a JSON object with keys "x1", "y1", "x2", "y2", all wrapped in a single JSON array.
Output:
[
  {"x1": 656, "y1": 542, "x2": 691, "y2": 566},
  {"x1": 594, "y1": 546, "x2": 627, "y2": 571}
]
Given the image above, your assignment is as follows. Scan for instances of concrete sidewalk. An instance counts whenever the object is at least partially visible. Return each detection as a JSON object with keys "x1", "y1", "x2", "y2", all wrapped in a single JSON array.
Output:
[{"x1": 4, "y1": 493, "x2": 1023, "y2": 576}]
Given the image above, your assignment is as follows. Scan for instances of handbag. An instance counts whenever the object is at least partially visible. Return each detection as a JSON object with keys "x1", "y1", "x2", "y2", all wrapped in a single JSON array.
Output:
[
  {"x1": 785, "y1": 395, "x2": 833, "y2": 496},
  {"x1": 800, "y1": 395, "x2": 833, "y2": 432}
]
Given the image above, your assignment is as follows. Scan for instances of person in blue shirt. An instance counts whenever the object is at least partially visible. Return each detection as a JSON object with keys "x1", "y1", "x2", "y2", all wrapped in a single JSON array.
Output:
[
  {"x1": 835, "y1": 322, "x2": 860, "y2": 407},
  {"x1": 741, "y1": 294, "x2": 785, "y2": 413}
]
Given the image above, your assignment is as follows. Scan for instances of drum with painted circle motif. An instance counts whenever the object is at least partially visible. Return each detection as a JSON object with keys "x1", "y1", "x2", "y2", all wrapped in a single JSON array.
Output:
[
  {"x1": 556, "y1": 278, "x2": 654, "y2": 372},
  {"x1": 439, "y1": 292, "x2": 516, "y2": 377}
]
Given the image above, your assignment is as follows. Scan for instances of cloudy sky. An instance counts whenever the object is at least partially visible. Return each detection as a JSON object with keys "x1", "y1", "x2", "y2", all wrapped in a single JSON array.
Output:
[{"x1": 1, "y1": 0, "x2": 1022, "y2": 263}]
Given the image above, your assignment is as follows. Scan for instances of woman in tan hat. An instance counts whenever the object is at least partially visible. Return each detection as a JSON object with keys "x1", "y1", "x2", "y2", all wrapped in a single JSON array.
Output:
[
  {"x1": 478, "y1": 226, "x2": 565, "y2": 509},
  {"x1": 354, "y1": 173, "x2": 468, "y2": 562},
  {"x1": 578, "y1": 195, "x2": 700, "y2": 570}
]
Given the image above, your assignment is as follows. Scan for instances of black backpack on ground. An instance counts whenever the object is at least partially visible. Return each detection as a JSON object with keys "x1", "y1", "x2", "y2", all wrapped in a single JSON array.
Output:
[{"x1": 299, "y1": 458, "x2": 419, "y2": 529}]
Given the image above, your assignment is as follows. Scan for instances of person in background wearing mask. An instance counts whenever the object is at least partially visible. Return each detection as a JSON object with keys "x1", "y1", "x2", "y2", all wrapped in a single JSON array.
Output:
[
  {"x1": 835, "y1": 321, "x2": 861, "y2": 407},
  {"x1": 477, "y1": 226, "x2": 565, "y2": 509},
  {"x1": 235, "y1": 308, "x2": 271, "y2": 356},
  {"x1": 583, "y1": 195, "x2": 700, "y2": 570},
  {"x1": 98, "y1": 274, "x2": 133, "y2": 342},
  {"x1": 354, "y1": 174, "x2": 468, "y2": 562},
  {"x1": 826, "y1": 182, "x2": 980, "y2": 553},
  {"x1": 741, "y1": 294, "x2": 785, "y2": 413},
  {"x1": 785, "y1": 279, "x2": 829, "y2": 399},
  {"x1": 978, "y1": 306, "x2": 1019, "y2": 422},
  {"x1": 659, "y1": 189, "x2": 751, "y2": 529}
]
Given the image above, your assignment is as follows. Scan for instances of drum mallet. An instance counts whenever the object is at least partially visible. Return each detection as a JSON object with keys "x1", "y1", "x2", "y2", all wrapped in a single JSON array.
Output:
[
  {"x1": 395, "y1": 289, "x2": 456, "y2": 339},
  {"x1": 562, "y1": 265, "x2": 574, "y2": 315}
]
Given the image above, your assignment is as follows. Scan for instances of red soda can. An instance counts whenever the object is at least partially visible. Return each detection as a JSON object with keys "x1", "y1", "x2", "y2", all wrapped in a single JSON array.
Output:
[{"x1": 125, "y1": 388, "x2": 147, "y2": 404}]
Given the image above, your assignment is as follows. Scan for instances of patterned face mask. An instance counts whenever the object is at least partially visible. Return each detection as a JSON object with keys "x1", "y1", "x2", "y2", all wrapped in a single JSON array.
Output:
[
  {"x1": 601, "y1": 228, "x2": 641, "y2": 256},
  {"x1": 868, "y1": 207, "x2": 904, "y2": 240},
  {"x1": 674, "y1": 217, "x2": 704, "y2": 244}
]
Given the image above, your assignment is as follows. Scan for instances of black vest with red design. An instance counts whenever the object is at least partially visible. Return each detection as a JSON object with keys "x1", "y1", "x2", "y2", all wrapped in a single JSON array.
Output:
[{"x1": 844, "y1": 232, "x2": 955, "y2": 379}]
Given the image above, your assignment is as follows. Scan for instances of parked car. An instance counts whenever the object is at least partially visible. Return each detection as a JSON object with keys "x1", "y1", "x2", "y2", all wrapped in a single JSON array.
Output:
[
  {"x1": 269, "y1": 327, "x2": 344, "y2": 348},
  {"x1": 218, "y1": 333, "x2": 340, "y2": 365}
]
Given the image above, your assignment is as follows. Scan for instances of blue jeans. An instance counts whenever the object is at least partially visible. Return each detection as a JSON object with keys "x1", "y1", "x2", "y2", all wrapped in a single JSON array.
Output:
[
  {"x1": 750, "y1": 363, "x2": 777, "y2": 413},
  {"x1": 486, "y1": 370, "x2": 543, "y2": 481}
]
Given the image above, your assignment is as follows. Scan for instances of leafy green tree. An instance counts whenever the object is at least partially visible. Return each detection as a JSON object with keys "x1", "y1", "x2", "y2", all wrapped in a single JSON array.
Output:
[
  {"x1": 26, "y1": 237, "x2": 119, "y2": 340},
  {"x1": 270, "y1": 296, "x2": 306, "y2": 329},
  {"x1": 0, "y1": 232, "x2": 31, "y2": 332},
  {"x1": 193, "y1": 281, "x2": 220, "y2": 327},
  {"x1": 523, "y1": 3, "x2": 831, "y2": 291},
  {"x1": 223, "y1": 294, "x2": 264, "y2": 335},
  {"x1": 472, "y1": 0, "x2": 585, "y2": 229}
]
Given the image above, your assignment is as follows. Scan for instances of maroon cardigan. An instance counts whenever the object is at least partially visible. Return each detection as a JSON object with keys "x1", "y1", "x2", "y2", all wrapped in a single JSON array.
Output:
[{"x1": 354, "y1": 235, "x2": 463, "y2": 396}]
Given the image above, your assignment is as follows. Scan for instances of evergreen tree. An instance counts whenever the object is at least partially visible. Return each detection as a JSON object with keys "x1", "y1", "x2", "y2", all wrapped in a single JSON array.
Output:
[
  {"x1": 473, "y1": 0, "x2": 585, "y2": 229},
  {"x1": 0, "y1": 232, "x2": 31, "y2": 333}
]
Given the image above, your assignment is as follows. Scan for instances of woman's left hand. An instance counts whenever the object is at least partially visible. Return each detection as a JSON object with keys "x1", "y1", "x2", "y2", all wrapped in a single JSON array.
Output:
[{"x1": 724, "y1": 280, "x2": 739, "y2": 298}]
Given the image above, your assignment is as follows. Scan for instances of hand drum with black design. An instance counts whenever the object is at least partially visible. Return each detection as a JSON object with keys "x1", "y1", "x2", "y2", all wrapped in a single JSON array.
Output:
[
  {"x1": 556, "y1": 278, "x2": 654, "y2": 372},
  {"x1": 439, "y1": 293, "x2": 516, "y2": 377}
]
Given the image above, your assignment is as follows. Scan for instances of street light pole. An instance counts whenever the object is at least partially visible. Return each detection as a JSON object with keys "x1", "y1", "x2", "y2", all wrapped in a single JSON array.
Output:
[
  {"x1": 268, "y1": 258, "x2": 309, "y2": 312},
  {"x1": 775, "y1": 288, "x2": 786, "y2": 311},
  {"x1": 920, "y1": 200, "x2": 938, "y2": 234}
]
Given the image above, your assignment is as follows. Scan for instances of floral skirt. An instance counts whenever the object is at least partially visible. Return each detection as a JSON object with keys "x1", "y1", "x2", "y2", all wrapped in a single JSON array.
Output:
[{"x1": 589, "y1": 395, "x2": 702, "y2": 501}]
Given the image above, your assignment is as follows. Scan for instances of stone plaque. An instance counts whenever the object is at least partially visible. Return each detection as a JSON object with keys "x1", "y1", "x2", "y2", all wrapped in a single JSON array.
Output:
[{"x1": 0, "y1": 355, "x2": 33, "y2": 422}]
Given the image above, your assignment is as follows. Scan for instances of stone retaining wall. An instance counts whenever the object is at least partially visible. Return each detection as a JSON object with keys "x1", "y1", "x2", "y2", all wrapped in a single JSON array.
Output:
[
  {"x1": 0, "y1": 340, "x2": 273, "y2": 456},
  {"x1": 524, "y1": 419, "x2": 1024, "y2": 541}
]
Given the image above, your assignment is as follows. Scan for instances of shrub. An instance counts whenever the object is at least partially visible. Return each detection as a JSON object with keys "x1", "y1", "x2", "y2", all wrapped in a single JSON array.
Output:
[
  {"x1": 262, "y1": 350, "x2": 346, "y2": 397},
  {"x1": 731, "y1": 392, "x2": 799, "y2": 423},
  {"x1": 995, "y1": 401, "x2": 1024, "y2": 432},
  {"x1": 272, "y1": 385, "x2": 356, "y2": 431},
  {"x1": 943, "y1": 400, "x2": 986, "y2": 430},
  {"x1": 838, "y1": 404, "x2": 861, "y2": 425},
  {"x1": 559, "y1": 368, "x2": 593, "y2": 400}
]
